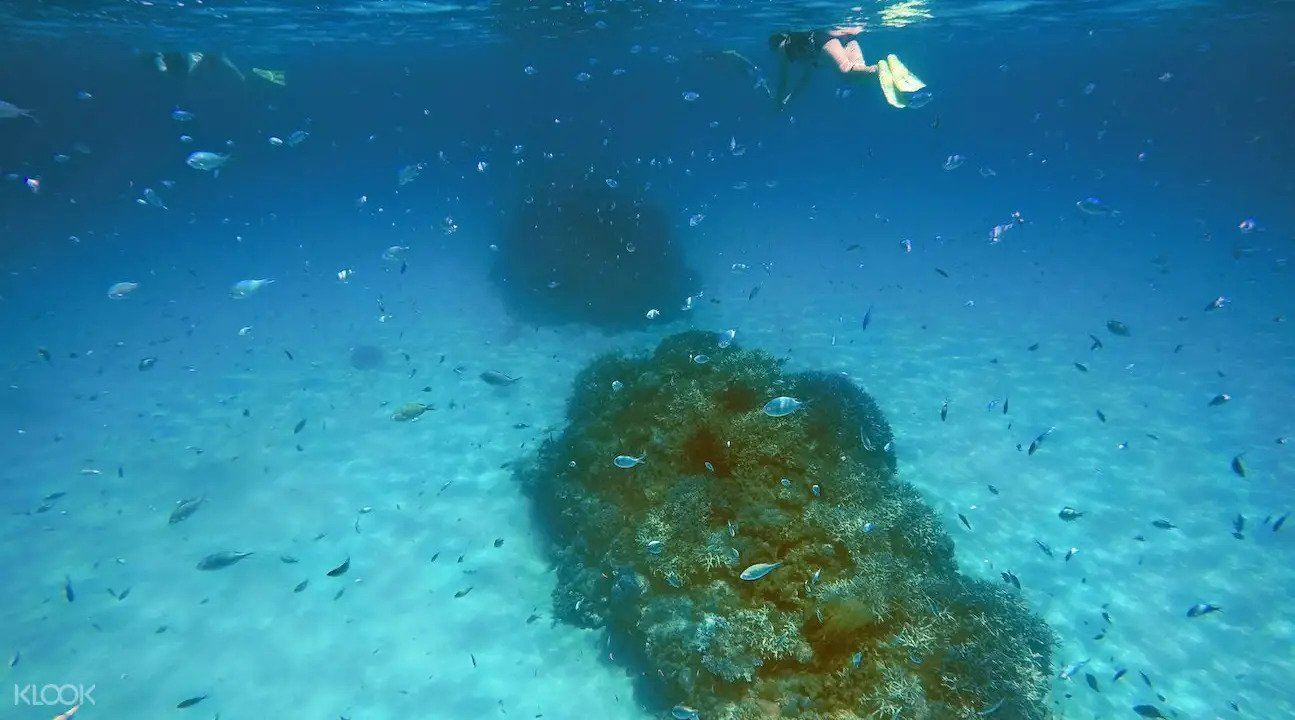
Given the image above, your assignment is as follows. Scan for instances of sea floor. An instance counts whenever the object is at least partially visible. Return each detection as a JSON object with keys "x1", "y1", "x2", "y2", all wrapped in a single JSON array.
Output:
[{"x1": 1, "y1": 222, "x2": 1291, "y2": 720}]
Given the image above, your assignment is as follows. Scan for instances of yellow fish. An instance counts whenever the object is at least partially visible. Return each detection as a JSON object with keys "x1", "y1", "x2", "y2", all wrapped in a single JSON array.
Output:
[{"x1": 391, "y1": 402, "x2": 431, "y2": 422}]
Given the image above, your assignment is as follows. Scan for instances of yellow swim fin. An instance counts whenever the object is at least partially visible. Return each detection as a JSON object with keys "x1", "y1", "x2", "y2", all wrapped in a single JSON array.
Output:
[
  {"x1": 877, "y1": 58, "x2": 905, "y2": 108},
  {"x1": 252, "y1": 68, "x2": 287, "y2": 86},
  {"x1": 886, "y1": 54, "x2": 926, "y2": 93}
]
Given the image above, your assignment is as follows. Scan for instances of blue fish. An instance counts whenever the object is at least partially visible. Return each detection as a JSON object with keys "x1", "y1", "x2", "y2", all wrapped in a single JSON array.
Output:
[
  {"x1": 1186, "y1": 603, "x2": 1221, "y2": 617},
  {"x1": 1059, "y1": 658, "x2": 1089, "y2": 680},
  {"x1": 762, "y1": 396, "x2": 803, "y2": 417},
  {"x1": 1076, "y1": 197, "x2": 1116, "y2": 216},
  {"x1": 613, "y1": 454, "x2": 646, "y2": 469},
  {"x1": 739, "y1": 561, "x2": 781, "y2": 581},
  {"x1": 907, "y1": 90, "x2": 933, "y2": 109}
]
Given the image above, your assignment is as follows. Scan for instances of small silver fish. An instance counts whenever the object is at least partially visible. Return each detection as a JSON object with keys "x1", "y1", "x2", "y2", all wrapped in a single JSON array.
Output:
[
  {"x1": 142, "y1": 187, "x2": 168, "y2": 209},
  {"x1": 481, "y1": 370, "x2": 521, "y2": 386},
  {"x1": 762, "y1": 396, "x2": 803, "y2": 417},
  {"x1": 168, "y1": 497, "x2": 204, "y2": 525},
  {"x1": 613, "y1": 454, "x2": 646, "y2": 469},
  {"x1": 739, "y1": 561, "x2": 781, "y2": 581},
  {"x1": 397, "y1": 162, "x2": 426, "y2": 186},
  {"x1": 671, "y1": 705, "x2": 700, "y2": 720},
  {"x1": 646, "y1": 540, "x2": 664, "y2": 555},
  {"x1": 196, "y1": 550, "x2": 254, "y2": 571},
  {"x1": 1060, "y1": 658, "x2": 1089, "y2": 680},
  {"x1": 611, "y1": 380, "x2": 624, "y2": 392},
  {"x1": 717, "y1": 329, "x2": 736, "y2": 348},
  {"x1": 107, "y1": 281, "x2": 140, "y2": 299},
  {"x1": 1075, "y1": 197, "x2": 1115, "y2": 216},
  {"x1": 381, "y1": 245, "x2": 410, "y2": 262},
  {"x1": 230, "y1": 278, "x2": 274, "y2": 298},
  {"x1": 186, "y1": 150, "x2": 230, "y2": 172},
  {"x1": 692, "y1": 354, "x2": 710, "y2": 364},
  {"x1": 1186, "y1": 603, "x2": 1221, "y2": 617}
]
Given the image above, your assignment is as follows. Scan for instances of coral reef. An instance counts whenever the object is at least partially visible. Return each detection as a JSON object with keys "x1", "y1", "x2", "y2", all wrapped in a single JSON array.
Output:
[
  {"x1": 490, "y1": 183, "x2": 696, "y2": 330},
  {"x1": 518, "y1": 332, "x2": 1054, "y2": 720}
]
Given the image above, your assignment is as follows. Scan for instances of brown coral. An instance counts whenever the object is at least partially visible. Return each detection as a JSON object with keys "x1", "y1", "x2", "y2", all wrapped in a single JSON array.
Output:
[{"x1": 519, "y1": 331, "x2": 1053, "y2": 720}]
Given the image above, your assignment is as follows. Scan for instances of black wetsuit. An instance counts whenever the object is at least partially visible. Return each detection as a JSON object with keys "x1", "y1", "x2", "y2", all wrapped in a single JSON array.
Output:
[
  {"x1": 768, "y1": 28, "x2": 832, "y2": 108},
  {"x1": 778, "y1": 28, "x2": 831, "y2": 64}
]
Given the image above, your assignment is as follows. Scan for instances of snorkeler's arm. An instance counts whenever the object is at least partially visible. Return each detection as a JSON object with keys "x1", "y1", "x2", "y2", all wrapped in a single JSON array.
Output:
[
  {"x1": 784, "y1": 62, "x2": 814, "y2": 105},
  {"x1": 773, "y1": 55, "x2": 791, "y2": 108},
  {"x1": 219, "y1": 53, "x2": 246, "y2": 81}
]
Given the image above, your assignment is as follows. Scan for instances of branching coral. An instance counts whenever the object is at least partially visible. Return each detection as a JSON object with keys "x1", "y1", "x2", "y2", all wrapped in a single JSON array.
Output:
[
  {"x1": 697, "y1": 606, "x2": 812, "y2": 682},
  {"x1": 518, "y1": 331, "x2": 1054, "y2": 720}
]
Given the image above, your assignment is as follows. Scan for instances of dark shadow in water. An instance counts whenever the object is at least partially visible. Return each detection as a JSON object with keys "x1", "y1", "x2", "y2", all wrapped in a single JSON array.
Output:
[
  {"x1": 349, "y1": 344, "x2": 385, "y2": 370},
  {"x1": 491, "y1": 178, "x2": 697, "y2": 331}
]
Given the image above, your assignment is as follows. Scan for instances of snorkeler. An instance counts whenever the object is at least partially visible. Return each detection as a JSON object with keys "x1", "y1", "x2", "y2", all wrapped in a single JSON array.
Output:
[
  {"x1": 767, "y1": 26, "x2": 925, "y2": 109},
  {"x1": 768, "y1": 26, "x2": 872, "y2": 108}
]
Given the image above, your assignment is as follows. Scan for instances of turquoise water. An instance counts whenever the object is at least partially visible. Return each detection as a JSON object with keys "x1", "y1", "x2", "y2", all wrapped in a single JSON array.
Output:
[{"x1": 1, "y1": 1, "x2": 1292, "y2": 718}]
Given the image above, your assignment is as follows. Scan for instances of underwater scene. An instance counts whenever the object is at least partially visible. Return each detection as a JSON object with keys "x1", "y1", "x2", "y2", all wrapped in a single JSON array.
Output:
[{"x1": 1, "y1": 1, "x2": 1293, "y2": 719}]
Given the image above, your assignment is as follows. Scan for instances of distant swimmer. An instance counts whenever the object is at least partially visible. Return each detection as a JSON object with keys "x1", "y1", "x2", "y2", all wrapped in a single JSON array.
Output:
[
  {"x1": 766, "y1": 26, "x2": 929, "y2": 109},
  {"x1": 141, "y1": 49, "x2": 246, "y2": 83}
]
